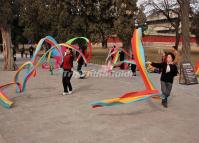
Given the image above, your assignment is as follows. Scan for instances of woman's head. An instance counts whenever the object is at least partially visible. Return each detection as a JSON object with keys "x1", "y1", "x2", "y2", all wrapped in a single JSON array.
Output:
[
  {"x1": 64, "y1": 48, "x2": 71, "y2": 56},
  {"x1": 166, "y1": 52, "x2": 175, "y2": 63}
]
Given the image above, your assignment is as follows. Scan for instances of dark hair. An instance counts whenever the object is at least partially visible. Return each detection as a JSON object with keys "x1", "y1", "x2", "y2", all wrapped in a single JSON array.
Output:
[{"x1": 166, "y1": 52, "x2": 175, "y2": 61}]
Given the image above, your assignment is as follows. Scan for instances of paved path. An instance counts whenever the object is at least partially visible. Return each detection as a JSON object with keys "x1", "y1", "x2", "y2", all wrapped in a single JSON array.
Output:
[{"x1": 0, "y1": 59, "x2": 199, "y2": 143}]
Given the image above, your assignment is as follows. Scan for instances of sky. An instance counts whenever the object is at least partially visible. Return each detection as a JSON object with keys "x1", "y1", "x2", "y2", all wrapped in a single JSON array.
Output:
[
  {"x1": 137, "y1": 0, "x2": 144, "y2": 6},
  {"x1": 137, "y1": 0, "x2": 152, "y2": 14}
]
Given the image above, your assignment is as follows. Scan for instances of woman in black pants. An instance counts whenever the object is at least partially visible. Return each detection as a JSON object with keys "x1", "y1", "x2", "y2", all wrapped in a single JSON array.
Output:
[
  {"x1": 61, "y1": 49, "x2": 74, "y2": 95},
  {"x1": 77, "y1": 45, "x2": 87, "y2": 78}
]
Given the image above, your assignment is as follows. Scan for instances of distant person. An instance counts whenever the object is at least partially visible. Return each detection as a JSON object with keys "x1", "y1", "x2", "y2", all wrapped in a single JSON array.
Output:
[
  {"x1": 151, "y1": 52, "x2": 178, "y2": 108},
  {"x1": 21, "y1": 46, "x2": 25, "y2": 58},
  {"x1": 60, "y1": 49, "x2": 74, "y2": 95},
  {"x1": 84, "y1": 47, "x2": 88, "y2": 67},
  {"x1": 131, "y1": 54, "x2": 136, "y2": 76},
  {"x1": 13, "y1": 47, "x2": 18, "y2": 70},
  {"x1": 13, "y1": 47, "x2": 16, "y2": 62},
  {"x1": 120, "y1": 50, "x2": 125, "y2": 69},
  {"x1": 29, "y1": 45, "x2": 34, "y2": 58},
  {"x1": 111, "y1": 45, "x2": 116, "y2": 60},
  {"x1": 77, "y1": 45, "x2": 86, "y2": 78},
  {"x1": 25, "y1": 50, "x2": 28, "y2": 58}
]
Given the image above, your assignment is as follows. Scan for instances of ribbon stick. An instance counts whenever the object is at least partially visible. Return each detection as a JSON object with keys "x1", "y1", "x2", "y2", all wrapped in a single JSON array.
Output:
[
  {"x1": 91, "y1": 28, "x2": 161, "y2": 108},
  {"x1": 0, "y1": 36, "x2": 92, "y2": 109},
  {"x1": 66, "y1": 37, "x2": 93, "y2": 63},
  {"x1": 105, "y1": 47, "x2": 130, "y2": 64},
  {"x1": 42, "y1": 37, "x2": 93, "y2": 70}
]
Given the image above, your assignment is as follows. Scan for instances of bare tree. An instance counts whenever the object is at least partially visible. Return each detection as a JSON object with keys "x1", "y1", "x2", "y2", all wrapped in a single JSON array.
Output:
[
  {"x1": 0, "y1": 0, "x2": 14, "y2": 70},
  {"x1": 177, "y1": 0, "x2": 191, "y2": 61},
  {"x1": 191, "y1": 0, "x2": 199, "y2": 44},
  {"x1": 145, "y1": 0, "x2": 181, "y2": 50},
  {"x1": 0, "y1": 26, "x2": 13, "y2": 70}
]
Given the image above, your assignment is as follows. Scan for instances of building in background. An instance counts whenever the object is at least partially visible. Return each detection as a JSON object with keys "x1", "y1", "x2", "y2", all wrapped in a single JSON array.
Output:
[{"x1": 144, "y1": 11, "x2": 198, "y2": 49}]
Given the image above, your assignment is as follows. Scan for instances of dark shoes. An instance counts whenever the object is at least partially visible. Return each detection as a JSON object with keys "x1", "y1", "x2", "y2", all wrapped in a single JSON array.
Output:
[
  {"x1": 132, "y1": 72, "x2": 136, "y2": 76},
  {"x1": 162, "y1": 102, "x2": 168, "y2": 108},
  {"x1": 161, "y1": 99, "x2": 168, "y2": 108}
]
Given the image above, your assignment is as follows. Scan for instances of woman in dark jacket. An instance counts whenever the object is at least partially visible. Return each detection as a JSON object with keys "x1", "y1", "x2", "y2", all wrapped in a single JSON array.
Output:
[
  {"x1": 151, "y1": 52, "x2": 178, "y2": 108},
  {"x1": 77, "y1": 45, "x2": 86, "y2": 77},
  {"x1": 61, "y1": 49, "x2": 74, "y2": 95}
]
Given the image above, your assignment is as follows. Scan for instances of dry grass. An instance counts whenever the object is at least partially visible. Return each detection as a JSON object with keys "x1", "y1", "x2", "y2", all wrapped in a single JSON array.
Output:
[{"x1": 91, "y1": 47, "x2": 199, "y2": 65}]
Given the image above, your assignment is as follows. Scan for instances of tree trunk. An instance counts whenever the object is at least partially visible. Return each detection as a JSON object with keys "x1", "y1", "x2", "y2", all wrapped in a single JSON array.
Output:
[
  {"x1": 174, "y1": 22, "x2": 180, "y2": 50},
  {"x1": 101, "y1": 35, "x2": 107, "y2": 48},
  {"x1": 99, "y1": 27, "x2": 107, "y2": 48},
  {"x1": 0, "y1": 25, "x2": 14, "y2": 71},
  {"x1": 178, "y1": 0, "x2": 191, "y2": 61}
]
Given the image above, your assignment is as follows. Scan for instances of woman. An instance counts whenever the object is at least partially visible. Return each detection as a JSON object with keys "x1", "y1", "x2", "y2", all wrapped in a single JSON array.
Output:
[{"x1": 61, "y1": 49, "x2": 74, "y2": 95}]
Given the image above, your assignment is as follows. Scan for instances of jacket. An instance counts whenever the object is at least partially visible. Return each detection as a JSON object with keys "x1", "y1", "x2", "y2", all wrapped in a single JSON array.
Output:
[
  {"x1": 151, "y1": 62, "x2": 178, "y2": 83},
  {"x1": 61, "y1": 54, "x2": 73, "y2": 71}
]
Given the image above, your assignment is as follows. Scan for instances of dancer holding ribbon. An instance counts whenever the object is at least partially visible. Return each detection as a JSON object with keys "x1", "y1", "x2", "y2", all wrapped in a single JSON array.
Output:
[
  {"x1": 61, "y1": 49, "x2": 74, "y2": 95},
  {"x1": 151, "y1": 53, "x2": 178, "y2": 108}
]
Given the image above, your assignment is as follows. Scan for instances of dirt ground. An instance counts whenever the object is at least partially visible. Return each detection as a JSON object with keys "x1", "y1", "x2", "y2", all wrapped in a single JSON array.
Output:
[{"x1": 0, "y1": 57, "x2": 199, "y2": 143}]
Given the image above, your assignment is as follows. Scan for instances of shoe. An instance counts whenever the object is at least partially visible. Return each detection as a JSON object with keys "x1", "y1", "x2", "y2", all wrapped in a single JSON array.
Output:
[
  {"x1": 62, "y1": 92, "x2": 68, "y2": 95},
  {"x1": 80, "y1": 74, "x2": 85, "y2": 79},
  {"x1": 162, "y1": 102, "x2": 168, "y2": 108},
  {"x1": 68, "y1": 91, "x2": 73, "y2": 94},
  {"x1": 161, "y1": 99, "x2": 164, "y2": 104}
]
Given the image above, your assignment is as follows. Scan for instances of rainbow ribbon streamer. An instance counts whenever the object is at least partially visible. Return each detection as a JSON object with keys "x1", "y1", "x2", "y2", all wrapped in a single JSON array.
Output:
[
  {"x1": 91, "y1": 28, "x2": 161, "y2": 108},
  {"x1": 100, "y1": 47, "x2": 131, "y2": 73},
  {"x1": 106, "y1": 47, "x2": 130, "y2": 64},
  {"x1": 42, "y1": 37, "x2": 92, "y2": 69},
  {"x1": 66, "y1": 37, "x2": 92, "y2": 63},
  {"x1": 196, "y1": 68, "x2": 199, "y2": 76},
  {"x1": 195, "y1": 62, "x2": 199, "y2": 76},
  {"x1": 105, "y1": 46, "x2": 134, "y2": 69},
  {"x1": 113, "y1": 59, "x2": 136, "y2": 67},
  {"x1": 0, "y1": 36, "x2": 92, "y2": 109}
]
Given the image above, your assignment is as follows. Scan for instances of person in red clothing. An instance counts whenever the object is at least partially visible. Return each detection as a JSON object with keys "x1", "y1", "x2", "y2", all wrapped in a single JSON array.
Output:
[
  {"x1": 61, "y1": 48, "x2": 74, "y2": 95},
  {"x1": 110, "y1": 45, "x2": 116, "y2": 61}
]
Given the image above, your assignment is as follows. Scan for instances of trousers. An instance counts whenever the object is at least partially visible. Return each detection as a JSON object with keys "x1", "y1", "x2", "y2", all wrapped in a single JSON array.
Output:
[{"x1": 62, "y1": 70, "x2": 73, "y2": 92}]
